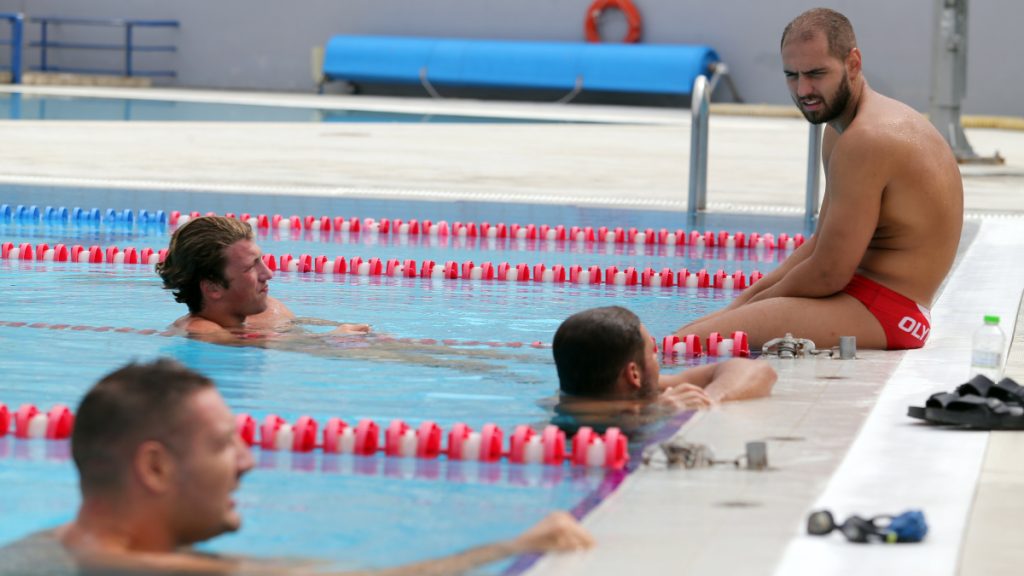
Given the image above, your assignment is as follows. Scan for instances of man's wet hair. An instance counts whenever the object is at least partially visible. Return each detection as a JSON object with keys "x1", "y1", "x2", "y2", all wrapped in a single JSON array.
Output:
[
  {"x1": 72, "y1": 358, "x2": 214, "y2": 495},
  {"x1": 553, "y1": 306, "x2": 646, "y2": 398},
  {"x1": 781, "y1": 7, "x2": 858, "y2": 60},
  {"x1": 156, "y1": 216, "x2": 254, "y2": 314}
]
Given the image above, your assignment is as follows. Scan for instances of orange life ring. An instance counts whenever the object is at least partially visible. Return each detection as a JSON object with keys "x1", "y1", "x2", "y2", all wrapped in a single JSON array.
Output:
[{"x1": 585, "y1": 0, "x2": 643, "y2": 44}]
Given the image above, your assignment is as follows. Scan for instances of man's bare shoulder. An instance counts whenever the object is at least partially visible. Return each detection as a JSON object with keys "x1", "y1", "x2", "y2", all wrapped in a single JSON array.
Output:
[
  {"x1": 846, "y1": 91, "x2": 938, "y2": 148},
  {"x1": 0, "y1": 529, "x2": 76, "y2": 575},
  {"x1": 171, "y1": 314, "x2": 228, "y2": 335}
]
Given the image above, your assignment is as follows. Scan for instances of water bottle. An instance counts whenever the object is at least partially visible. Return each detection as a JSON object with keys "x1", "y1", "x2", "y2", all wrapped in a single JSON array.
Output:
[{"x1": 970, "y1": 315, "x2": 1005, "y2": 381}]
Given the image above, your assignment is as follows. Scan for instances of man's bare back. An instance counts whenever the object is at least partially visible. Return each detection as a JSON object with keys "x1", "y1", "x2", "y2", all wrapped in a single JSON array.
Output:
[
  {"x1": 829, "y1": 90, "x2": 962, "y2": 306},
  {"x1": 677, "y1": 9, "x2": 963, "y2": 350}
]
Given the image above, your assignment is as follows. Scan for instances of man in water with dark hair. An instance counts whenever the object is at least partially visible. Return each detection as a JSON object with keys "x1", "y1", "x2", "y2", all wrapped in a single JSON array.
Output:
[
  {"x1": 678, "y1": 8, "x2": 963, "y2": 351},
  {"x1": 553, "y1": 306, "x2": 775, "y2": 413},
  {"x1": 0, "y1": 359, "x2": 593, "y2": 575}
]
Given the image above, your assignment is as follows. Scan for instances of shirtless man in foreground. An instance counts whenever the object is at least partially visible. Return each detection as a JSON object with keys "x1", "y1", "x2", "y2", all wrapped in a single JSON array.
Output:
[
  {"x1": 0, "y1": 359, "x2": 591, "y2": 575},
  {"x1": 679, "y1": 8, "x2": 963, "y2": 350}
]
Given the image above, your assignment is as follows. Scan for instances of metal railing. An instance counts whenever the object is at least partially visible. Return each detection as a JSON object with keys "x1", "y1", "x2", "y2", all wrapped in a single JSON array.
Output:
[
  {"x1": 687, "y1": 73, "x2": 823, "y2": 223},
  {"x1": 805, "y1": 124, "x2": 823, "y2": 222},
  {"x1": 1, "y1": 13, "x2": 23, "y2": 83},
  {"x1": 687, "y1": 74, "x2": 710, "y2": 215},
  {"x1": 29, "y1": 16, "x2": 179, "y2": 78}
]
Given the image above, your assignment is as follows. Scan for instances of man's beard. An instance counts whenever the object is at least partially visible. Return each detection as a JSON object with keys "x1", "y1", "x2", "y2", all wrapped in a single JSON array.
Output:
[
  {"x1": 638, "y1": 367, "x2": 659, "y2": 400},
  {"x1": 797, "y1": 72, "x2": 851, "y2": 125}
]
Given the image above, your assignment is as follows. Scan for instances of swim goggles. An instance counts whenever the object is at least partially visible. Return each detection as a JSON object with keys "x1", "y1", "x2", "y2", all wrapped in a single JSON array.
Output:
[{"x1": 806, "y1": 509, "x2": 928, "y2": 543}]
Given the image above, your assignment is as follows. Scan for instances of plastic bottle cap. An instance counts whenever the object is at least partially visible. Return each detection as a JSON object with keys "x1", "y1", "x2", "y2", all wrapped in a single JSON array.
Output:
[{"x1": 984, "y1": 315, "x2": 1000, "y2": 324}]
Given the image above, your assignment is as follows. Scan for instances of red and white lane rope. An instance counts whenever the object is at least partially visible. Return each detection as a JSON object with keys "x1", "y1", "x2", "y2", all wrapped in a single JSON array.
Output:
[
  {"x1": 2, "y1": 241, "x2": 766, "y2": 291},
  {"x1": 2, "y1": 204, "x2": 807, "y2": 253},
  {"x1": 0, "y1": 403, "x2": 628, "y2": 470},
  {"x1": 0, "y1": 321, "x2": 758, "y2": 363},
  {"x1": 246, "y1": 415, "x2": 627, "y2": 469},
  {"x1": 249, "y1": 227, "x2": 792, "y2": 264},
  {"x1": 0, "y1": 404, "x2": 74, "y2": 441},
  {"x1": 0, "y1": 439, "x2": 598, "y2": 488},
  {"x1": 169, "y1": 211, "x2": 807, "y2": 252},
  {"x1": 658, "y1": 331, "x2": 751, "y2": 358}
]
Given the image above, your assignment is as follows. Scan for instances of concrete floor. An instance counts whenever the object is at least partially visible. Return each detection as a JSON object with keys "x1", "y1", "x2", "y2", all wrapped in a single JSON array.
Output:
[{"x1": 1, "y1": 85, "x2": 1022, "y2": 576}]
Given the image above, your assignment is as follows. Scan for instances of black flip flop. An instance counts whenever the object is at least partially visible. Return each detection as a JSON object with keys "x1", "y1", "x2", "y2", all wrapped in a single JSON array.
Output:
[
  {"x1": 907, "y1": 375, "x2": 998, "y2": 422},
  {"x1": 924, "y1": 395, "x2": 1024, "y2": 430},
  {"x1": 954, "y1": 374, "x2": 997, "y2": 398},
  {"x1": 988, "y1": 377, "x2": 1024, "y2": 405},
  {"x1": 908, "y1": 392, "x2": 961, "y2": 421}
]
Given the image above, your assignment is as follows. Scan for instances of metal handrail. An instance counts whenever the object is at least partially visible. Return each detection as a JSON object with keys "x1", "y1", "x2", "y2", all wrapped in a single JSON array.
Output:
[
  {"x1": 687, "y1": 74, "x2": 710, "y2": 215},
  {"x1": 28, "y1": 16, "x2": 179, "y2": 78},
  {"x1": 689, "y1": 72, "x2": 823, "y2": 222},
  {"x1": 805, "y1": 124, "x2": 823, "y2": 222},
  {"x1": 0, "y1": 12, "x2": 23, "y2": 83}
]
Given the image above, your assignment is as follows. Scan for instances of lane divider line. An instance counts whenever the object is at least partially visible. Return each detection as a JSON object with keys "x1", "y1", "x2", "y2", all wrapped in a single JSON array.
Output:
[
  {"x1": 0, "y1": 403, "x2": 629, "y2": 470},
  {"x1": 0, "y1": 320, "x2": 549, "y2": 350},
  {"x1": 0, "y1": 204, "x2": 808, "y2": 251},
  {"x1": 1, "y1": 241, "x2": 766, "y2": 291}
]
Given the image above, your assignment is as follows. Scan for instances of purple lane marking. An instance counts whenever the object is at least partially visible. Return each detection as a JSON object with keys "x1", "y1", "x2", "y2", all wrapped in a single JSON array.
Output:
[{"x1": 503, "y1": 409, "x2": 697, "y2": 575}]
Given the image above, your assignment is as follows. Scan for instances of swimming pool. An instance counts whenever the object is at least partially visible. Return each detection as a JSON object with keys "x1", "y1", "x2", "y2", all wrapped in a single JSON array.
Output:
[
  {"x1": 0, "y1": 186, "x2": 798, "y2": 572},
  {"x1": 0, "y1": 92, "x2": 576, "y2": 123}
]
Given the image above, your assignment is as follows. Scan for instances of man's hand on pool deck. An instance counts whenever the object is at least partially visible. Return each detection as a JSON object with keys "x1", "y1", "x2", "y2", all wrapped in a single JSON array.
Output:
[
  {"x1": 515, "y1": 511, "x2": 595, "y2": 553},
  {"x1": 658, "y1": 359, "x2": 777, "y2": 407},
  {"x1": 659, "y1": 383, "x2": 715, "y2": 410}
]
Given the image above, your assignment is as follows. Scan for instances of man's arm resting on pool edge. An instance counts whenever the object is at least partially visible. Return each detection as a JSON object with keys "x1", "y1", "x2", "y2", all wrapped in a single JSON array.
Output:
[
  {"x1": 744, "y1": 136, "x2": 887, "y2": 304},
  {"x1": 348, "y1": 511, "x2": 593, "y2": 576},
  {"x1": 689, "y1": 235, "x2": 819, "y2": 329},
  {"x1": 68, "y1": 512, "x2": 591, "y2": 575},
  {"x1": 659, "y1": 359, "x2": 777, "y2": 404}
]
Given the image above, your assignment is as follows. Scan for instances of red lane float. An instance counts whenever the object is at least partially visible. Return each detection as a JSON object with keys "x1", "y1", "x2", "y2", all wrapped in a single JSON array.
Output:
[
  {"x1": 571, "y1": 426, "x2": 628, "y2": 469},
  {"x1": 235, "y1": 415, "x2": 627, "y2": 470},
  {"x1": 0, "y1": 404, "x2": 74, "y2": 439},
  {"x1": 660, "y1": 331, "x2": 750, "y2": 358}
]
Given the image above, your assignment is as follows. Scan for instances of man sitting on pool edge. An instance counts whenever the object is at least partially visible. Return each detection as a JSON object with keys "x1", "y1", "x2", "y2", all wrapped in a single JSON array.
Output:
[
  {"x1": 676, "y1": 8, "x2": 963, "y2": 351},
  {"x1": 0, "y1": 359, "x2": 594, "y2": 575},
  {"x1": 552, "y1": 307, "x2": 776, "y2": 425}
]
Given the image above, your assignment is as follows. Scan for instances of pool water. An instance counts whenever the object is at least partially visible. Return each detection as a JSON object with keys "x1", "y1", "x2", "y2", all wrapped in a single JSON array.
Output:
[
  {"x1": 0, "y1": 190, "x2": 796, "y2": 572},
  {"x1": 0, "y1": 92, "x2": 574, "y2": 123}
]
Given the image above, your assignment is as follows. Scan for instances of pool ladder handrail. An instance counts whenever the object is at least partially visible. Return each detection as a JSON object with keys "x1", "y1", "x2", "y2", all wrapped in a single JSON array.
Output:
[
  {"x1": 687, "y1": 74, "x2": 711, "y2": 214},
  {"x1": 687, "y1": 71, "x2": 823, "y2": 224}
]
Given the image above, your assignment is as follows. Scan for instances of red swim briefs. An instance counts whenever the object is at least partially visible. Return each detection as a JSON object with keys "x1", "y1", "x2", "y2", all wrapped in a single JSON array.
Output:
[{"x1": 841, "y1": 274, "x2": 931, "y2": 350}]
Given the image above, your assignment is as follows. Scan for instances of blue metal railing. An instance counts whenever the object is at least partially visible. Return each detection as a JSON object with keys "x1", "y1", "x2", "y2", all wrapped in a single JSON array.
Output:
[
  {"x1": 29, "y1": 16, "x2": 178, "y2": 78},
  {"x1": 0, "y1": 13, "x2": 23, "y2": 83}
]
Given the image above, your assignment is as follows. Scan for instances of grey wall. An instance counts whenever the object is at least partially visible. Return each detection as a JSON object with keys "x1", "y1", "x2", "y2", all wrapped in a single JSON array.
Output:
[{"x1": 0, "y1": 0, "x2": 1020, "y2": 116}]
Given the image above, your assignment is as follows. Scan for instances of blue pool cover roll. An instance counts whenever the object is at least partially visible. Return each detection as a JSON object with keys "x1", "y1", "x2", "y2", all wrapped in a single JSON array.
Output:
[{"x1": 323, "y1": 36, "x2": 720, "y2": 95}]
